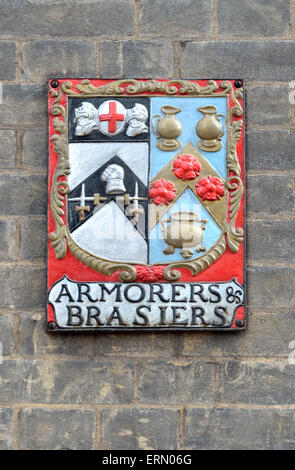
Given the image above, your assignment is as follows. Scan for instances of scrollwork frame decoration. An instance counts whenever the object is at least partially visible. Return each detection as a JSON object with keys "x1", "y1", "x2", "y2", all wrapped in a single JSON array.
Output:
[{"x1": 49, "y1": 79, "x2": 244, "y2": 282}]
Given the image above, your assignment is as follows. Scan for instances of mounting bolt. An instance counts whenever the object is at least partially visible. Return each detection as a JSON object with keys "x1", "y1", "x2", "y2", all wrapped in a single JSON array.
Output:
[
  {"x1": 48, "y1": 321, "x2": 57, "y2": 330},
  {"x1": 236, "y1": 319, "x2": 245, "y2": 328},
  {"x1": 51, "y1": 80, "x2": 59, "y2": 89},
  {"x1": 234, "y1": 80, "x2": 243, "y2": 88}
]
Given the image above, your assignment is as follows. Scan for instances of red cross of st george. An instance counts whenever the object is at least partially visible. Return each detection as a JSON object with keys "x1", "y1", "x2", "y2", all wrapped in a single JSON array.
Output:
[{"x1": 99, "y1": 101, "x2": 125, "y2": 133}]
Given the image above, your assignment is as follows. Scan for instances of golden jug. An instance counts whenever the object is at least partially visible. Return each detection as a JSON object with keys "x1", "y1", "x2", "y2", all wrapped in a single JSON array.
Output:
[
  {"x1": 152, "y1": 105, "x2": 182, "y2": 151},
  {"x1": 161, "y1": 211, "x2": 207, "y2": 259},
  {"x1": 196, "y1": 105, "x2": 225, "y2": 152}
]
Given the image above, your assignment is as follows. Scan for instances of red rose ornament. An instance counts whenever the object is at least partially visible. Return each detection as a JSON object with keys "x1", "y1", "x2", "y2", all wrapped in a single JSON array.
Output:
[
  {"x1": 149, "y1": 179, "x2": 176, "y2": 205},
  {"x1": 136, "y1": 266, "x2": 164, "y2": 282},
  {"x1": 172, "y1": 154, "x2": 201, "y2": 181},
  {"x1": 196, "y1": 176, "x2": 224, "y2": 201}
]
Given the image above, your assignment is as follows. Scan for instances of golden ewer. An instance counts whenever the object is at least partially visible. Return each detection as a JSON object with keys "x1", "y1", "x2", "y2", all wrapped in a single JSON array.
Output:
[
  {"x1": 151, "y1": 105, "x2": 182, "y2": 151},
  {"x1": 196, "y1": 105, "x2": 226, "y2": 152}
]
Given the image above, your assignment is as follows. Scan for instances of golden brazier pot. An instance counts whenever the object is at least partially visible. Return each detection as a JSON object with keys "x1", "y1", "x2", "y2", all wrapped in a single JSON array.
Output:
[{"x1": 161, "y1": 212, "x2": 207, "y2": 258}]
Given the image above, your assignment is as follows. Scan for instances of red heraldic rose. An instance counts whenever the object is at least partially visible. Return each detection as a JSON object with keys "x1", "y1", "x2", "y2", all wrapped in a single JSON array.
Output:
[
  {"x1": 149, "y1": 179, "x2": 176, "y2": 205},
  {"x1": 172, "y1": 154, "x2": 201, "y2": 181},
  {"x1": 136, "y1": 266, "x2": 164, "y2": 282},
  {"x1": 196, "y1": 176, "x2": 225, "y2": 201}
]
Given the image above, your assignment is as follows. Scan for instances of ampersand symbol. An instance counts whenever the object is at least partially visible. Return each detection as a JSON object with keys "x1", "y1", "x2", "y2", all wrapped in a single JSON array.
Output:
[{"x1": 226, "y1": 287, "x2": 243, "y2": 304}]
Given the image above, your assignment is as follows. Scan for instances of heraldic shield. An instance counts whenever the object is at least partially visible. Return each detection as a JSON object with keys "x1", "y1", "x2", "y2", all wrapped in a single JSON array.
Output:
[{"x1": 47, "y1": 79, "x2": 245, "y2": 331}]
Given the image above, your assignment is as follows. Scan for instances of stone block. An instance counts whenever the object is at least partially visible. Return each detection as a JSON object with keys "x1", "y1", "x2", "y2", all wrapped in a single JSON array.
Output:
[
  {"x1": 180, "y1": 41, "x2": 295, "y2": 81},
  {"x1": 184, "y1": 407, "x2": 295, "y2": 449},
  {"x1": 246, "y1": 86, "x2": 290, "y2": 126},
  {"x1": 0, "y1": 315, "x2": 15, "y2": 355},
  {"x1": 182, "y1": 312, "x2": 295, "y2": 358},
  {"x1": 138, "y1": 360, "x2": 215, "y2": 405},
  {"x1": 0, "y1": 41, "x2": 17, "y2": 80},
  {"x1": 218, "y1": 0, "x2": 290, "y2": 37},
  {"x1": 23, "y1": 129, "x2": 47, "y2": 170},
  {"x1": 247, "y1": 130, "x2": 295, "y2": 171},
  {"x1": 218, "y1": 361, "x2": 295, "y2": 405},
  {"x1": 0, "y1": 85, "x2": 47, "y2": 126},
  {"x1": 0, "y1": 0, "x2": 134, "y2": 38},
  {"x1": 247, "y1": 174, "x2": 295, "y2": 216},
  {"x1": 100, "y1": 42, "x2": 122, "y2": 78},
  {"x1": 22, "y1": 40, "x2": 96, "y2": 82},
  {"x1": 102, "y1": 408, "x2": 178, "y2": 450},
  {"x1": 19, "y1": 313, "x2": 94, "y2": 357},
  {"x1": 122, "y1": 41, "x2": 174, "y2": 78},
  {"x1": 0, "y1": 174, "x2": 47, "y2": 215},
  {"x1": 18, "y1": 408, "x2": 96, "y2": 450},
  {"x1": 247, "y1": 265, "x2": 295, "y2": 310},
  {"x1": 0, "y1": 266, "x2": 46, "y2": 309},
  {"x1": 0, "y1": 220, "x2": 16, "y2": 261},
  {"x1": 0, "y1": 408, "x2": 13, "y2": 450},
  {"x1": 0, "y1": 359, "x2": 133, "y2": 404},
  {"x1": 247, "y1": 219, "x2": 295, "y2": 263},
  {"x1": 139, "y1": 0, "x2": 213, "y2": 36},
  {"x1": 0, "y1": 131, "x2": 17, "y2": 169},
  {"x1": 20, "y1": 217, "x2": 46, "y2": 260},
  {"x1": 92, "y1": 331, "x2": 177, "y2": 357}
]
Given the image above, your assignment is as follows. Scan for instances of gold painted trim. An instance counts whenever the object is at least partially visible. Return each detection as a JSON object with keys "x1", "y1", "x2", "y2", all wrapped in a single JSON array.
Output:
[
  {"x1": 224, "y1": 86, "x2": 244, "y2": 252},
  {"x1": 63, "y1": 79, "x2": 220, "y2": 97},
  {"x1": 49, "y1": 99, "x2": 69, "y2": 260},
  {"x1": 49, "y1": 80, "x2": 244, "y2": 281}
]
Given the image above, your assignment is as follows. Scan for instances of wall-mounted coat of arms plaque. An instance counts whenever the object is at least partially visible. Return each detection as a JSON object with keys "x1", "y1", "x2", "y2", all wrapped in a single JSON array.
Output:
[{"x1": 47, "y1": 79, "x2": 245, "y2": 331}]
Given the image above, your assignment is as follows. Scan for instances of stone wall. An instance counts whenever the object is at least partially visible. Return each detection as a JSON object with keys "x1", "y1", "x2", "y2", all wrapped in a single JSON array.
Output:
[{"x1": 0, "y1": 0, "x2": 295, "y2": 450}]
